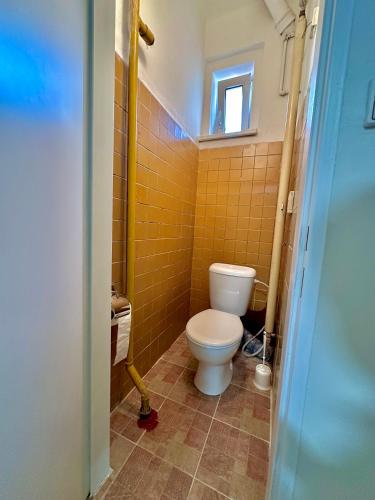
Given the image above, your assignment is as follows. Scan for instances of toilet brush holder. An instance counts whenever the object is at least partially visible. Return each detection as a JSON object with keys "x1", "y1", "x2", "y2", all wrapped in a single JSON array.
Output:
[{"x1": 254, "y1": 363, "x2": 272, "y2": 391}]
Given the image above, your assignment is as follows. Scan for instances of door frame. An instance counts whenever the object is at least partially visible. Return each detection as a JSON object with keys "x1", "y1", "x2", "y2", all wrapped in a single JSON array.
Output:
[
  {"x1": 87, "y1": 0, "x2": 116, "y2": 495},
  {"x1": 267, "y1": 1, "x2": 355, "y2": 498}
]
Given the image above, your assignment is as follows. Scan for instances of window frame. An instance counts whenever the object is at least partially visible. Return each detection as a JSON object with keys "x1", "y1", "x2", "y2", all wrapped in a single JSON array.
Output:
[{"x1": 214, "y1": 74, "x2": 252, "y2": 134}]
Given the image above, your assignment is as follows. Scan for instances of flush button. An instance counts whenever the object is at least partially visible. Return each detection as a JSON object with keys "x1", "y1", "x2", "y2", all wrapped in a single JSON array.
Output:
[{"x1": 364, "y1": 78, "x2": 375, "y2": 128}]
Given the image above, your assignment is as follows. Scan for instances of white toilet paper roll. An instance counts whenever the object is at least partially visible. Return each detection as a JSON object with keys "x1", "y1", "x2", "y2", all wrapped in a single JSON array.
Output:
[{"x1": 114, "y1": 308, "x2": 131, "y2": 365}]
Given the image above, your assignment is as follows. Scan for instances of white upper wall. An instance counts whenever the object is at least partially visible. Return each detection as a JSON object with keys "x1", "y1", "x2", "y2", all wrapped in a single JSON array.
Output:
[
  {"x1": 115, "y1": 0, "x2": 205, "y2": 139},
  {"x1": 115, "y1": 1, "x2": 315, "y2": 143},
  {"x1": 201, "y1": 0, "x2": 288, "y2": 144},
  {"x1": 198, "y1": 0, "x2": 252, "y2": 20}
]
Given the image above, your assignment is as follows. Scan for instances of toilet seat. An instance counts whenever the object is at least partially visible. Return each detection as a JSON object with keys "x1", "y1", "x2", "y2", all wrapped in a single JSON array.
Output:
[{"x1": 186, "y1": 309, "x2": 243, "y2": 348}]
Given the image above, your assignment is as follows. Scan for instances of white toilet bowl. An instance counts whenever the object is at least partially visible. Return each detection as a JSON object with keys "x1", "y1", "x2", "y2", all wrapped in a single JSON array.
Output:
[
  {"x1": 186, "y1": 309, "x2": 243, "y2": 395},
  {"x1": 186, "y1": 263, "x2": 256, "y2": 395}
]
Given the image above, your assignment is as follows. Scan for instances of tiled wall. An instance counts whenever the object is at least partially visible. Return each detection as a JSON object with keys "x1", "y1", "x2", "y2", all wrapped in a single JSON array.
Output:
[
  {"x1": 112, "y1": 58, "x2": 128, "y2": 293},
  {"x1": 111, "y1": 54, "x2": 198, "y2": 409},
  {"x1": 273, "y1": 94, "x2": 309, "y2": 406},
  {"x1": 190, "y1": 142, "x2": 283, "y2": 316},
  {"x1": 272, "y1": 134, "x2": 303, "y2": 404}
]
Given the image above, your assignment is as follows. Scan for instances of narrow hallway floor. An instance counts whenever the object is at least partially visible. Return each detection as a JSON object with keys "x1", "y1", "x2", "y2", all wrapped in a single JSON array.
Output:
[{"x1": 96, "y1": 333, "x2": 271, "y2": 500}]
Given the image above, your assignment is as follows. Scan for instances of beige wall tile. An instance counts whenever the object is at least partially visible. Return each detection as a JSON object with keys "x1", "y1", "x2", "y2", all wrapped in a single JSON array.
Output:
[
  {"x1": 190, "y1": 140, "x2": 283, "y2": 316},
  {"x1": 112, "y1": 55, "x2": 289, "y2": 413},
  {"x1": 111, "y1": 54, "x2": 198, "y2": 409},
  {"x1": 273, "y1": 134, "x2": 304, "y2": 408},
  {"x1": 255, "y1": 142, "x2": 269, "y2": 156}
]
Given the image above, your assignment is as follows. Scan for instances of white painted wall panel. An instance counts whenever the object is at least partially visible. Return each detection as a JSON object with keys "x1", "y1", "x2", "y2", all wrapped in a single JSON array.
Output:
[{"x1": 0, "y1": 1, "x2": 89, "y2": 498}]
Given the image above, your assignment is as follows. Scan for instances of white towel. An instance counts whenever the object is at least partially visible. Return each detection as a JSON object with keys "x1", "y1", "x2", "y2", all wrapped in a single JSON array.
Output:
[{"x1": 114, "y1": 306, "x2": 131, "y2": 365}]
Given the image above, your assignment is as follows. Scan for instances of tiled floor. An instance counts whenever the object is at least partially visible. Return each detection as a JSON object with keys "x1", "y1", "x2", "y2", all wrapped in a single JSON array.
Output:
[{"x1": 96, "y1": 334, "x2": 271, "y2": 500}]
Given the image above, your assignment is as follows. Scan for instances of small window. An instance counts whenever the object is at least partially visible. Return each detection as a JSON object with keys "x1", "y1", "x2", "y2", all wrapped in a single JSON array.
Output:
[
  {"x1": 213, "y1": 73, "x2": 252, "y2": 135},
  {"x1": 224, "y1": 85, "x2": 243, "y2": 133}
]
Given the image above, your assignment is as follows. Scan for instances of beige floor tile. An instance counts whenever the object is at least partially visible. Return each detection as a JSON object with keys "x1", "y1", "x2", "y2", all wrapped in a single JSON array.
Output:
[
  {"x1": 106, "y1": 446, "x2": 193, "y2": 499},
  {"x1": 143, "y1": 359, "x2": 184, "y2": 396},
  {"x1": 188, "y1": 480, "x2": 228, "y2": 499},
  {"x1": 110, "y1": 431, "x2": 135, "y2": 473},
  {"x1": 111, "y1": 389, "x2": 165, "y2": 443},
  {"x1": 106, "y1": 333, "x2": 271, "y2": 499},
  {"x1": 215, "y1": 384, "x2": 270, "y2": 441},
  {"x1": 196, "y1": 420, "x2": 268, "y2": 500},
  {"x1": 138, "y1": 399, "x2": 212, "y2": 475},
  {"x1": 162, "y1": 334, "x2": 196, "y2": 368},
  {"x1": 168, "y1": 368, "x2": 219, "y2": 416}
]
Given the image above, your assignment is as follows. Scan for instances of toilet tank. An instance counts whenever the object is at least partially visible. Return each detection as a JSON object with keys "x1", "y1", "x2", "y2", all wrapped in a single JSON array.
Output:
[{"x1": 209, "y1": 263, "x2": 256, "y2": 316}]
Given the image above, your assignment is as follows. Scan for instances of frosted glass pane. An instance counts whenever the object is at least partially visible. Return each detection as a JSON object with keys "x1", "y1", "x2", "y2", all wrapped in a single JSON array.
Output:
[{"x1": 225, "y1": 85, "x2": 243, "y2": 133}]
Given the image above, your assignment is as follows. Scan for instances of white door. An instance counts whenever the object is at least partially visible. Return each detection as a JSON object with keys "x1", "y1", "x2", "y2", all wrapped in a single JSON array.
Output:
[
  {"x1": 0, "y1": 1, "x2": 90, "y2": 498},
  {"x1": 268, "y1": 0, "x2": 375, "y2": 498}
]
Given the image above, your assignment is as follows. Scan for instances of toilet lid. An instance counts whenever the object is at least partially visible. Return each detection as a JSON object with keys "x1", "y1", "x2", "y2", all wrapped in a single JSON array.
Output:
[{"x1": 186, "y1": 309, "x2": 243, "y2": 347}]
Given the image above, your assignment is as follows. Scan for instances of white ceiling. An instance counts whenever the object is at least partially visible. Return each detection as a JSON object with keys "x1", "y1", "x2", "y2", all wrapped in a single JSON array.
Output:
[{"x1": 198, "y1": 0, "x2": 300, "y2": 21}]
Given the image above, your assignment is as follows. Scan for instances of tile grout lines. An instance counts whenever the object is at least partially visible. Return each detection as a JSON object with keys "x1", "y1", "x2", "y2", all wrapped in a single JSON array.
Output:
[
  {"x1": 186, "y1": 387, "x2": 222, "y2": 499},
  {"x1": 102, "y1": 353, "x2": 180, "y2": 499},
  {"x1": 109, "y1": 392, "x2": 269, "y2": 496},
  {"x1": 98, "y1": 430, "x2": 135, "y2": 498},
  {"x1": 133, "y1": 439, "x2": 233, "y2": 500},
  {"x1": 162, "y1": 356, "x2": 271, "y2": 400},
  {"x1": 125, "y1": 349, "x2": 228, "y2": 499},
  {"x1": 132, "y1": 357, "x2": 271, "y2": 445},
  {"x1": 110, "y1": 332, "x2": 186, "y2": 416},
  {"x1": 146, "y1": 360, "x2": 271, "y2": 442},
  {"x1": 106, "y1": 431, "x2": 233, "y2": 500},
  {"x1": 165, "y1": 389, "x2": 270, "y2": 445},
  {"x1": 107, "y1": 334, "x2": 271, "y2": 498},
  {"x1": 112, "y1": 373, "x2": 270, "y2": 452},
  {"x1": 123, "y1": 354, "x2": 270, "y2": 406},
  {"x1": 109, "y1": 362, "x2": 220, "y2": 499},
  {"x1": 194, "y1": 479, "x2": 233, "y2": 500}
]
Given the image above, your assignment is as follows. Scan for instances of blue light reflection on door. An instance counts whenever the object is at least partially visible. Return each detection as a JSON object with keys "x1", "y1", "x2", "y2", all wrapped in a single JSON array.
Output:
[{"x1": 0, "y1": 24, "x2": 64, "y2": 115}]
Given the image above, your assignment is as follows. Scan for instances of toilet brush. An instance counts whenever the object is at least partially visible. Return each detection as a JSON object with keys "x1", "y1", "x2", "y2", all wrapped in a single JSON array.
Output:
[{"x1": 254, "y1": 330, "x2": 272, "y2": 391}]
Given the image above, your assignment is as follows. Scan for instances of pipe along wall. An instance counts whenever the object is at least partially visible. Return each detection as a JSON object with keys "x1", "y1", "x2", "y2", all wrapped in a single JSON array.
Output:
[{"x1": 111, "y1": 5, "x2": 307, "y2": 407}]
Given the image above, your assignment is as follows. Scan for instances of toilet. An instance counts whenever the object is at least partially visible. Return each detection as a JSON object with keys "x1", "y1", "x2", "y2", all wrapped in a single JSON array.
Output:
[{"x1": 186, "y1": 263, "x2": 256, "y2": 395}]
